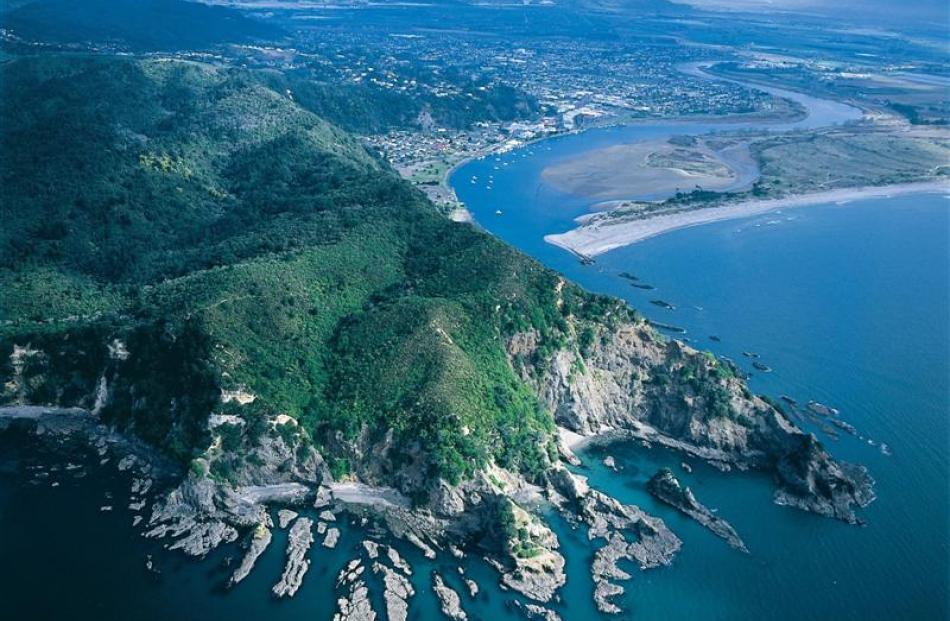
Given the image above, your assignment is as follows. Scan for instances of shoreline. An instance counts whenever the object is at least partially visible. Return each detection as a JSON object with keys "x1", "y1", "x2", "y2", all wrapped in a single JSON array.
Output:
[
  {"x1": 544, "y1": 180, "x2": 950, "y2": 257},
  {"x1": 442, "y1": 60, "x2": 857, "y2": 229},
  {"x1": 439, "y1": 89, "x2": 810, "y2": 223}
]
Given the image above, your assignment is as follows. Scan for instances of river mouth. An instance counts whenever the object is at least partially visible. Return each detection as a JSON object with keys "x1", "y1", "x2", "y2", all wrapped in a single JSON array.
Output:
[
  {"x1": 450, "y1": 61, "x2": 865, "y2": 241},
  {"x1": 532, "y1": 61, "x2": 864, "y2": 207}
]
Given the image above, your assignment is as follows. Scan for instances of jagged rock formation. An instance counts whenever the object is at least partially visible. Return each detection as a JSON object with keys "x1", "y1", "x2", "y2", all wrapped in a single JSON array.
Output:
[
  {"x1": 334, "y1": 559, "x2": 376, "y2": 621},
  {"x1": 277, "y1": 509, "x2": 298, "y2": 529},
  {"x1": 647, "y1": 468, "x2": 748, "y2": 552},
  {"x1": 230, "y1": 521, "x2": 273, "y2": 586},
  {"x1": 510, "y1": 322, "x2": 874, "y2": 523},
  {"x1": 464, "y1": 578, "x2": 478, "y2": 598},
  {"x1": 387, "y1": 546, "x2": 412, "y2": 575},
  {"x1": 497, "y1": 501, "x2": 566, "y2": 603},
  {"x1": 272, "y1": 517, "x2": 314, "y2": 598},
  {"x1": 433, "y1": 573, "x2": 467, "y2": 620},
  {"x1": 362, "y1": 540, "x2": 380, "y2": 559},
  {"x1": 549, "y1": 467, "x2": 681, "y2": 614},
  {"x1": 772, "y1": 434, "x2": 875, "y2": 522},
  {"x1": 144, "y1": 477, "x2": 243, "y2": 557},
  {"x1": 143, "y1": 474, "x2": 313, "y2": 558},
  {"x1": 373, "y1": 561, "x2": 414, "y2": 621},
  {"x1": 511, "y1": 601, "x2": 563, "y2": 621},
  {"x1": 323, "y1": 527, "x2": 341, "y2": 548}
]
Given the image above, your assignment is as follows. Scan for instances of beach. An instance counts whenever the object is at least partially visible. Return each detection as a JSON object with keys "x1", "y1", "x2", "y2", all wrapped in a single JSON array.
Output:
[{"x1": 544, "y1": 180, "x2": 950, "y2": 257}]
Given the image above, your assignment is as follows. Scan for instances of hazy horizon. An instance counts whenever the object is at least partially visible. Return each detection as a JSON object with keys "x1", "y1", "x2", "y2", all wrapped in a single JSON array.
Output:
[{"x1": 679, "y1": 0, "x2": 949, "y2": 28}]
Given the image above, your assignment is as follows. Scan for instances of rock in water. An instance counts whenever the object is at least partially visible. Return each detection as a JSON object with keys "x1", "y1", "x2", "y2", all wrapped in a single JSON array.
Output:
[
  {"x1": 515, "y1": 320, "x2": 874, "y2": 524},
  {"x1": 373, "y1": 562, "x2": 414, "y2": 621},
  {"x1": 387, "y1": 546, "x2": 412, "y2": 575},
  {"x1": 230, "y1": 523, "x2": 273, "y2": 586},
  {"x1": 272, "y1": 517, "x2": 314, "y2": 597},
  {"x1": 333, "y1": 579, "x2": 377, "y2": 621},
  {"x1": 549, "y1": 468, "x2": 681, "y2": 615},
  {"x1": 772, "y1": 434, "x2": 875, "y2": 524},
  {"x1": 464, "y1": 578, "x2": 478, "y2": 598},
  {"x1": 277, "y1": 509, "x2": 298, "y2": 529},
  {"x1": 433, "y1": 573, "x2": 467, "y2": 620},
  {"x1": 362, "y1": 540, "x2": 380, "y2": 559},
  {"x1": 647, "y1": 468, "x2": 748, "y2": 553},
  {"x1": 323, "y1": 527, "x2": 341, "y2": 548},
  {"x1": 511, "y1": 601, "x2": 563, "y2": 621}
]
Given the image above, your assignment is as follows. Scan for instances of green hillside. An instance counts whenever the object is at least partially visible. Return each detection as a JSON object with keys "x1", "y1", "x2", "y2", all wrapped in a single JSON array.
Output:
[{"x1": 0, "y1": 55, "x2": 620, "y2": 491}]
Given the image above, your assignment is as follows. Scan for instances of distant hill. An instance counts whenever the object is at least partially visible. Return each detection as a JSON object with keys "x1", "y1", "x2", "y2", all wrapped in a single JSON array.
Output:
[{"x1": 2, "y1": 0, "x2": 282, "y2": 50}]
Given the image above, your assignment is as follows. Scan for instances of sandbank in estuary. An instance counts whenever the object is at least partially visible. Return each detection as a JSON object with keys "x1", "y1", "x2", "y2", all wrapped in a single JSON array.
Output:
[{"x1": 545, "y1": 180, "x2": 950, "y2": 257}]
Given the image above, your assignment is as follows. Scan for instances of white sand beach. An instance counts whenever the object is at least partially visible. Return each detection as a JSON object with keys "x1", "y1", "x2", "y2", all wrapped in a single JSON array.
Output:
[{"x1": 545, "y1": 180, "x2": 950, "y2": 257}]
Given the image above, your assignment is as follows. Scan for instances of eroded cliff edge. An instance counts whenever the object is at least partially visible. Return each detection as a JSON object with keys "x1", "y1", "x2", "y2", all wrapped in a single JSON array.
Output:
[{"x1": 509, "y1": 317, "x2": 875, "y2": 524}]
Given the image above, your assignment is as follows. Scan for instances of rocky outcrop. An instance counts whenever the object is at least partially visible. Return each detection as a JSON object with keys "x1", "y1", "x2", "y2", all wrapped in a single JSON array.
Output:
[
  {"x1": 387, "y1": 546, "x2": 412, "y2": 575},
  {"x1": 433, "y1": 573, "x2": 467, "y2": 620},
  {"x1": 323, "y1": 527, "x2": 341, "y2": 548},
  {"x1": 272, "y1": 517, "x2": 314, "y2": 598},
  {"x1": 772, "y1": 434, "x2": 875, "y2": 524},
  {"x1": 144, "y1": 476, "x2": 313, "y2": 558},
  {"x1": 511, "y1": 602, "x2": 562, "y2": 621},
  {"x1": 550, "y1": 467, "x2": 680, "y2": 615},
  {"x1": 333, "y1": 558, "x2": 376, "y2": 621},
  {"x1": 144, "y1": 476, "x2": 246, "y2": 557},
  {"x1": 510, "y1": 321, "x2": 874, "y2": 523},
  {"x1": 362, "y1": 540, "x2": 380, "y2": 559},
  {"x1": 373, "y1": 561, "x2": 414, "y2": 621},
  {"x1": 139, "y1": 398, "x2": 332, "y2": 559},
  {"x1": 647, "y1": 468, "x2": 747, "y2": 552},
  {"x1": 230, "y1": 522, "x2": 273, "y2": 586},
  {"x1": 498, "y1": 501, "x2": 566, "y2": 603},
  {"x1": 334, "y1": 579, "x2": 376, "y2": 621},
  {"x1": 277, "y1": 509, "x2": 298, "y2": 529},
  {"x1": 464, "y1": 578, "x2": 478, "y2": 598}
]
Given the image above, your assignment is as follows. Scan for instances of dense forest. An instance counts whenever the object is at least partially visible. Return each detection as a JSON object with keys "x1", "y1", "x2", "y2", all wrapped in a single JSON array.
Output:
[{"x1": 0, "y1": 55, "x2": 621, "y2": 491}]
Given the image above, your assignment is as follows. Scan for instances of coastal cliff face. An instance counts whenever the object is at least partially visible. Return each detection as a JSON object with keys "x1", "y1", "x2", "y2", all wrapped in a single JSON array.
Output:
[{"x1": 509, "y1": 318, "x2": 875, "y2": 524}]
